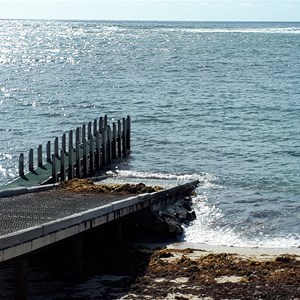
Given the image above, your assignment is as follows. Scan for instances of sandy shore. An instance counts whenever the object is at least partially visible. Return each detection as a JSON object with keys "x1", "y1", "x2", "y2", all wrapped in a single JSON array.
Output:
[{"x1": 169, "y1": 241, "x2": 300, "y2": 257}]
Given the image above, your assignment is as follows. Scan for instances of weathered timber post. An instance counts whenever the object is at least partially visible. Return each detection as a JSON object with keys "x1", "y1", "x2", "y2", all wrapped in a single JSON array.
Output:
[
  {"x1": 117, "y1": 120, "x2": 122, "y2": 157},
  {"x1": 83, "y1": 138, "x2": 88, "y2": 177},
  {"x1": 19, "y1": 153, "x2": 24, "y2": 177},
  {"x1": 112, "y1": 123, "x2": 117, "y2": 159},
  {"x1": 60, "y1": 149, "x2": 66, "y2": 181},
  {"x1": 46, "y1": 141, "x2": 51, "y2": 162},
  {"x1": 68, "y1": 145, "x2": 74, "y2": 180},
  {"x1": 88, "y1": 121, "x2": 92, "y2": 139},
  {"x1": 99, "y1": 116, "x2": 104, "y2": 134},
  {"x1": 122, "y1": 118, "x2": 127, "y2": 156},
  {"x1": 104, "y1": 114, "x2": 108, "y2": 128},
  {"x1": 90, "y1": 134, "x2": 95, "y2": 174},
  {"x1": 37, "y1": 145, "x2": 43, "y2": 168},
  {"x1": 14, "y1": 257, "x2": 28, "y2": 300},
  {"x1": 29, "y1": 149, "x2": 34, "y2": 172},
  {"x1": 82, "y1": 124, "x2": 86, "y2": 143},
  {"x1": 102, "y1": 130, "x2": 107, "y2": 165},
  {"x1": 54, "y1": 137, "x2": 59, "y2": 158},
  {"x1": 76, "y1": 141, "x2": 81, "y2": 179},
  {"x1": 126, "y1": 115, "x2": 131, "y2": 153},
  {"x1": 52, "y1": 154, "x2": 58, "y2": 183},
  {"x1": 96, "y1": 132, "x2": 101, "y2": 169},
  {"x1": 69, "y1": 130, "x2": 73, "y2": 149},
  {"x1": 76, "y1": 127, "x2": 81, "y2": 143},
  {"x1": 62, "y1": 133, "x2": 66, "y2": 153},
  {"x1": 107, "y1": 125, "x2": 112, "y2": 163},
  {"x1": 93, "y1": 119, "x2": 97, "y2": 136}
]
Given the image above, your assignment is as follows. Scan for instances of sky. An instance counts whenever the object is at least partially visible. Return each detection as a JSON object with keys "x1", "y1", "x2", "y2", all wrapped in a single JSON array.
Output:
[{"x1": 0, "y1": 0, "x2": 299, "y2": 22}]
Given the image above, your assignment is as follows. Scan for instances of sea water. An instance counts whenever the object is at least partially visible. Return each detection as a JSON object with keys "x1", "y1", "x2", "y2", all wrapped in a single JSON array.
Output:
[{"x1": 0, "y1": 20, "x2": 299, "y2": 248}]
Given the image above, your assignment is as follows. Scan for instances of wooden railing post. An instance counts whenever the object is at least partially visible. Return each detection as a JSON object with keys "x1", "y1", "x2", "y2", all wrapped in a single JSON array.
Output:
[
  {"x1": 68, "y1": 145, "x2": 74, "y2": 180},
  {"x1": 76, "y1": 141, "x2": 81, "y2": 179},
  {"x1": 62, "y1": 133, "x2": 66, "y2": 153},
  {"x1": 82, "y1": 124, "x2": 86, "y2": 143},
  {"x1": 90, "y1": 134, "x2": 95, "y2": 174},
  {"x1": 102, "y1": 130, "x2": 107, "y2": 165},
  {"x1": 54, "y1": 137, "x2": 59, "y2": 158},
  {"x1": 46, "y1": 141, "x2": 51, "y2": 162},
  {"x1": 60, "y1": 149, "x2": 66, "y2": 181},
  {"x1": 69, "y1": 130, "x2": 73, "y2": 149},
  {"x1": 117, "y1": 120, "x2": 122, "y2": 157},
  {"x1": 107, "y1": 125, "x2": 112, "y2": 163},
  {"x1": 126, "y1": 115, "x2": 131, "y2": 153},
  {"x1": 19, "y1": 153, "x2": 24, "y2": 177},
  {"x1": 38, "y1": 145, "x2": 43, "y2": 167},
  {"x1": 83, "y1": 138, "x2": 88, "y2": 177},
  {"x1": 88, "y1": 122, "x2": 92, "y2": 139},
  {"x1": 96, "y1": 132, "x2": 101, "y2": 169},
  {"x1": 122, "y1": 117, "x2": 127, "y2": 156},
  {"x1": 52, "y1": 154, "x2": 57, "y2": 183},
  {"x1": 29, "y1": 149, "x2": 34, "y2": 172},
  {"x1": 112, "y1": 123, "x2": 117, "y2": 159}
]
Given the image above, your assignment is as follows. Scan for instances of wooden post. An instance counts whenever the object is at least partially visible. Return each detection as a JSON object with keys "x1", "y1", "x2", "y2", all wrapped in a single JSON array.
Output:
[
  {"x1": 107, "y1": 125, "x2": 112, "y2": 163},
  {"x1": 102, "y1": 130, "x2": 107, "y2": 165},
  {"x1": 117, "y1": 120, "x2": 122, "y2": 157},
  {"x1": 112, "y1": 123, "x2": 117, "y2": 159},
  {"x1": 69, "y1": 130, "x2": 73, "y2": 149},
  {"x1": 104, "y1": 114, "x2": 108, "y2": 128},
  {"x1": 122, "y1": 117, "x2": 127, "y2": 156},
  {"x1": 90, "y1": 134, "x2": 95, "y2": 174},
  {"x1": 76, "y1": 127, "x2": 81, "y2": 143},
  {"x1": 88, "y1": 121, "x2": 92, "y2": 140},
  {"x1": 93, "y1": 119, "x2": 97, "y2": 137},
  {"x1": 76, "y1": 141, "x2": 81, "y2": 179},
  {"x1": 62, "y1": 133, "x2": 66, "y2": 153},
  {"x1": 52, "y1": 155, "x2": 57, "y2": 183},
  {"x1": 37, "y1": 145, "x2": 43, "y2": 167},
  {"x1": 82, "y1": 124, "x2": 86, "y2": 143},
  {"x1": 54, "y1": 137, "x2": 59, "y2": 158},
  {"x1": 29, "y1": 149, "x2": 34, "y2": 172},
  {"x1": 60, "y1": 149, "x2": 66, "y2": 181},
  {"x1": 96, "y1": 132, "x2": 101, "y2": 169},
  {"x1": 126, "y1": 115, "x2": 131, "y2": 153},
  {"x1": 83, "y1": 138, "x2": 88, "y2": 177},
  {"x1": 46, "y1": 141, "x2": 51, "y2": 162},
  {"x1": 99, "y1": 116, "x2": 104, "y2": 134},
  {"x1": 19, "y1": 153, "x2": 24, "y2": 177},
  {"x1": 68, "y1": 145, "x2": 74, "y2": 180},
  {"x1": 14, "y1": 257, "x2": 28, "y2": 300}
]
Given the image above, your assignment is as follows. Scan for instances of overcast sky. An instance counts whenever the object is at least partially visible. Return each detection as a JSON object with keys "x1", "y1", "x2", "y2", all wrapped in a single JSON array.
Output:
[{"x1": 0, "y1": 0, "x2": 299, "y2": 22}]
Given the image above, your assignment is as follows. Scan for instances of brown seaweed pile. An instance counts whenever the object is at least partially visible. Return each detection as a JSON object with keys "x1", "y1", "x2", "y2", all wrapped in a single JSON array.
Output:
[
  {"x1": 60, "y1": 178, "x2": 163, "y2": 194},
  {"x1": 127, "y1": 248, "x2": 300, "y2": 299}
]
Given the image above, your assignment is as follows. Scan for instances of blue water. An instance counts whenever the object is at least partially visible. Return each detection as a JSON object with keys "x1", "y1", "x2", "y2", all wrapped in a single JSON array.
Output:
[{"x1": 0, "y1": 20, "x2": 299, "y2": 248}]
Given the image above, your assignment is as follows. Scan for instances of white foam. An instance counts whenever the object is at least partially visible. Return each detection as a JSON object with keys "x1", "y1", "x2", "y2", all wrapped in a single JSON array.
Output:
[{"x1": 184, "y1": 195, "x2": 300, "y2": 249}]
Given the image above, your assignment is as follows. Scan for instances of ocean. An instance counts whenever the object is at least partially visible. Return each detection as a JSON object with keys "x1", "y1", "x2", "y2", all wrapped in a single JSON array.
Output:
[{"x1": 0, "y1": 20, "x2": 299, "y2": 248}]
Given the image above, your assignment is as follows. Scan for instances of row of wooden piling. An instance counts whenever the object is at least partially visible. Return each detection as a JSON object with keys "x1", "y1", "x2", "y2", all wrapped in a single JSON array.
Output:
[{"x1": 18, "y1": 115, "x2": 131, "y2": 184}]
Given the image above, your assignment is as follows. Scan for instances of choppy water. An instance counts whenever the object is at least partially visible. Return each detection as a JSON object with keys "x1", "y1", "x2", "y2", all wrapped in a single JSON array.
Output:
[{"x1": 0, "y1": 20, "x2": 299, "y2": 248}]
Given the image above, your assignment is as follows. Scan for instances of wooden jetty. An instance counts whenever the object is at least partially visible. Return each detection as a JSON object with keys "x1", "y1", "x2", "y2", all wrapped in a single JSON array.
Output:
[
  {"x1": 0, "y1": 115, "x2": 131, "y2": 191},
  {"x1": 0, "y1": 179, "x2": 199, "y2": 300}
]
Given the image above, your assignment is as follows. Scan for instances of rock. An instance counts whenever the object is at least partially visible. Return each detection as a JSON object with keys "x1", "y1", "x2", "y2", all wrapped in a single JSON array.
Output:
[{"x1": 136, "y1": 195, "x2": 196, "y2": 239}]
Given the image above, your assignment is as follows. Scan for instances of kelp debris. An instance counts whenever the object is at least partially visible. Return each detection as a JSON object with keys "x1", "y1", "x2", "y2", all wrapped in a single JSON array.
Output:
[{"x1": 60, "y1": 178, "x2": 163, "y2": 194}]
